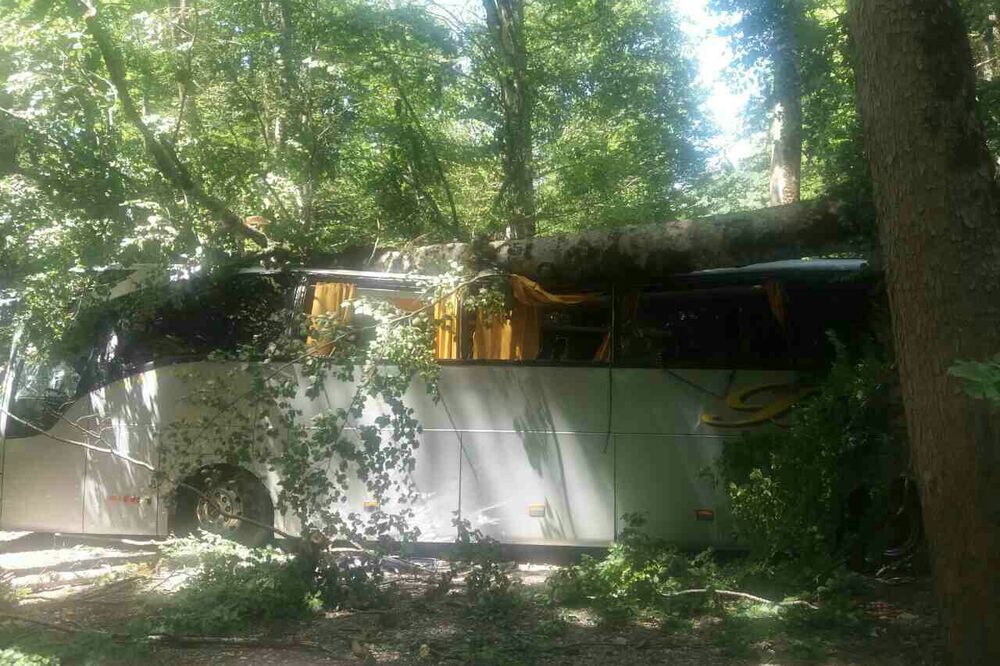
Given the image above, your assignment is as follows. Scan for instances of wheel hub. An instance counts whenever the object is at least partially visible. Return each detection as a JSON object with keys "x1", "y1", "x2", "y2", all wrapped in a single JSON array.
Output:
[{"x1": 195, "y1": 482, "x2": 244, "y2": 532}]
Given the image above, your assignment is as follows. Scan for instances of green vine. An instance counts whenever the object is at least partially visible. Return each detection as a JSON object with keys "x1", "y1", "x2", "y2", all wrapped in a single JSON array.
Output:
[{"x1": 949, "y1": 354, "x2": 1000, "y2": 405}]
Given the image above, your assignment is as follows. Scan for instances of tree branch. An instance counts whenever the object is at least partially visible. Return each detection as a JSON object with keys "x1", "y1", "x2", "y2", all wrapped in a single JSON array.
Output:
[
  {"x1": 0, "y1": 405, "x2": 155, "y2": 470},
  {"x1": 382, "y1": 54, "x2": 463, "y2": 238},
  {"x1": 661, "y1": 588, "x2": 818, "y2": 609},
  {"x1": 77, "y1": 0, "x2": 267, "y2": 248}
]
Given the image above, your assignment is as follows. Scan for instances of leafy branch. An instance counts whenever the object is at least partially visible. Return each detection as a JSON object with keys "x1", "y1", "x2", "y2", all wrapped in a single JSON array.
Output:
[{"x1": 76, "y1": 0, "x2": 267, "y2": 248}]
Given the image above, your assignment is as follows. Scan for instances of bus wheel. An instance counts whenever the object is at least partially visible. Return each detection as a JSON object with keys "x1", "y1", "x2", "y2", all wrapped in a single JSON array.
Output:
[{"x1": 175, "y1": 466, "x2": 274, "y2": 547}]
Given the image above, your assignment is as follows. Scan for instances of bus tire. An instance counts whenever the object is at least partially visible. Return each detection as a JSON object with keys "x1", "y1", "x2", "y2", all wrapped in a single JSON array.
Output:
[{"x1": 175, "y1": 465, "x2": 274, "y2": 547}]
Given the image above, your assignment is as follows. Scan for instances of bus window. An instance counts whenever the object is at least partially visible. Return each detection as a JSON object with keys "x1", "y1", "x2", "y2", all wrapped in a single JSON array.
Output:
[
  {"x1": 5, "y1": 356, "x2": 81, "y2": 438},
  {"x1": 466, "y1": 299, "x2": 611, "y2": 363},
  {"x1": 304, "y1": 275, "x2": 611, "y2": 364},
  {"x1": 616, "y1": 284, "x2": 869, "y2": 369},
  {"x1": 305, "y1": 281, "x2": 356, "y2": 355},
  {"x1": 616, "y1": 287, "x2": 791, "y2": 369},
  {"x1": 305, "y1": 282, "x2": 463, "y2": 360},
  {"x1": 90, "y1": 273, "x2": 297, "y2": 386},
  {"x1": 538, "y1": 301, "x2": 611, "y2": 362},
  {"x1": 461, "y1": 275, "x2": 611, "y2": 363}
]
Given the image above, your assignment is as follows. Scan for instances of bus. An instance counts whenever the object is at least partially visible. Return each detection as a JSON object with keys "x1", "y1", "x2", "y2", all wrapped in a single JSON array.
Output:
[{"x1": 0, "y1": 259, "x2": 874, "y2": 550}]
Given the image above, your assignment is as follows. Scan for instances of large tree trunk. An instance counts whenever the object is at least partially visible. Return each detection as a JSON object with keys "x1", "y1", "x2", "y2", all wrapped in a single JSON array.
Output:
[
  {"x1": 483, "y1": 0, "x2": 536, "y2": 239},
  {"x1": 849, "y1": 2, "x2": 1000, "y2": 664},
  {"x1": 769, "y1": 15, "x2": 802, "y2": 206},
  {"x1": 371, "y1": 199, "x2": 850, "y2": 285}
]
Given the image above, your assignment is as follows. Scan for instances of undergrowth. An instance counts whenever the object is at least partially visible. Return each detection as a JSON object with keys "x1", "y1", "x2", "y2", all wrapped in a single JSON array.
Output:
[
  {"x1": 717, "y1": 341, "x2": 904, "y2": 568},
  {"x1": 149, "y1": 534, "x2": 323, "y2": 634},
  {"x1": 547, "y1": 514, "x2": 871, "y2": 661},
  {"x1": 0, "y1": 648, "x2": 57, "y2": 666},
  {"x1": 452, "y1": 517, "x2": 521, "y2": 620},
  {"x1": 0, "y1": 628, "x2": 141, "y2": 666},
  {"x1": 547, "y1": 514, "x2": 730, "y2": 625}
]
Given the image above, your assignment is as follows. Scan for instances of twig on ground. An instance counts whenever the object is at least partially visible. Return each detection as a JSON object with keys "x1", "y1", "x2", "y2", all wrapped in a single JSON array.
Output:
[
  {"x1": 660, "y1": 588, "x2": 819, "y2": 609},
  {"x1": 0, "y1": 611, "x2": 85, "y2": 634},
  {"x1": 141, "y1": 568, "x2": 189, "y2": 595},
  {"x1": 72, "y1": 574, "x2": 144, "y2": 601},
  {"x1": 144, "y1": 634, "x2": 342, "y2": 657},
  {"x1": 0, "y1": 611, "x2": 346, "y2": 657}
]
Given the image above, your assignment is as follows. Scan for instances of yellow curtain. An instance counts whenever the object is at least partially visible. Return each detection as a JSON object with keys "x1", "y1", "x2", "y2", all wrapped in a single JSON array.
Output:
[
  {"x1": 392, "y1": 295, "x2": 459, "y2": 360},
  {"x1": 509, "y1": 275, "x2": 600, "y2": 306},
  {"x1": 472, "y1": 275, "x2": 601, "y2": 361},
  {"x1": 473, "y1": 305, "x2": 540, "y2": 361},
  {"x1": 434, "y1": 294, "x2": 460, "y2": 360},
  {"x1": 593, "y1": 333, "x2": 611, "y2": 362},
  {"x1": 763, "y1": 280, "x2": 788, "y2": 328},
  {"x1": 308, "y1": 282, "x2": 356, "y2": 355}
]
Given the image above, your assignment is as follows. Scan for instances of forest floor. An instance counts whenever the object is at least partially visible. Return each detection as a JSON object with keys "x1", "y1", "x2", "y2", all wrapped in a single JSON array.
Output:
[{"x1": 0, "y1": 534, "x2": 946, "y2": 665}]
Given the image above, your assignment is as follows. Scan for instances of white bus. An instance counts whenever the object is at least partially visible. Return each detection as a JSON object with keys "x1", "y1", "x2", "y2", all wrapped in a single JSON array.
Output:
[{"x1": 0, "y1": 259, "x2": 872, "y2": 550}]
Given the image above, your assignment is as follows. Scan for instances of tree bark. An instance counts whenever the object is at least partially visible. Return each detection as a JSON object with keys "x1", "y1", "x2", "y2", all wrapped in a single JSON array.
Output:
[
  {"x1": 849, "y1": 2, "x2": 1000, "y2": 664},
  {"x1": 370, "y1": 199, "x2": 852, "y2": 285},
  {"x1": 483, "y1": 0, "x2": 536, "y2": 239},
  {"x1": 769, "y1": 7, "x2": 802, "y2": 206}
]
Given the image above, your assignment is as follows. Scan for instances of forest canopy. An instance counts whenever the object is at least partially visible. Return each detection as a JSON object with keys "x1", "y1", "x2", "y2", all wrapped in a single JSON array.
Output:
[
  {"x1": 1, "y1": 0, "x2": 998, "y2": 342},
  {"x1": 0, "y1": 1, "x2": 875, "y2": 278}
]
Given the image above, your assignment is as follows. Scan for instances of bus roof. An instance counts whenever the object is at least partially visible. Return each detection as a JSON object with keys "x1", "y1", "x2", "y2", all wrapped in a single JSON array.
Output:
[
  {"x1": 106, "y1": 257, "x2": 871, "y2": 298},
  {"x1": 689, "y1": 258, "x2": 867, "y2": 275}
]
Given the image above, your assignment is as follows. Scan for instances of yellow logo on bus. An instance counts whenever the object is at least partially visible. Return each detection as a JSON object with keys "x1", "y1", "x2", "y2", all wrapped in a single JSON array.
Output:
[{"x1": 701, "y1": 383, "x2": 816, "y2": 428}]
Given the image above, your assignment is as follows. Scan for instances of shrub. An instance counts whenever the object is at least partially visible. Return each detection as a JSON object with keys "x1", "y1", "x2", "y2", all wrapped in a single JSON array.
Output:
[
  {"x1": 452, "y1": 517, "x2": 519, "y2": 619},
  {"x1": 1, "y1": 570, "x2": 18, "y2": 609},
  {"x1": 152, "y1": 534, "x2": 321, "y2": 634},
  {"x1": 0, "y1": 649, "x2": 56, "y2": 666},
  {"x1": 717, "y1": 341, "x2": 903, "y2": 567},
  {"x1": 547, "y1": 514, "x2": 730, "y2": 623}
]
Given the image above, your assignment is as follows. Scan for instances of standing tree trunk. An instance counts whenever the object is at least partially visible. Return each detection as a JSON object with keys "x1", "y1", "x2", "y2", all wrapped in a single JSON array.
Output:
[
  {"x1": 483, "y1": 0, "x2": 536, "y2": 239},
  {"x1": 849, "y1": 2, "x2": 1000, "y2": 663},
  {"x1": 769, "y1": 12, "x2": 802, "y2": 205}
]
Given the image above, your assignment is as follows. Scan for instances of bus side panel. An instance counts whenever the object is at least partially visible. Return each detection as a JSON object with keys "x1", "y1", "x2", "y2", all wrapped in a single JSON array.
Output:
[
  {"x1": 288, "y1": 366, "x2": 460, "y2": 541},
  {"x1": 431, "y1": 366, "x2": 611, "y2": 434},
  {"x1": 611, "y1": 368, "x2": 799, "y2": 546},
  {"x1": 611, "y1": 369, "x2": 734, "y2": 436},
  {"x1": 1, "y1": 436, "x2": 86, "y2": 532},
  {"x1": 441, "y1": 366, "x2": 613, "y2": 546},
  {"x1": 82, "y1": 424, "x2": 158, "y2": 535},
  {"x1": 300, "y1": 365, "x2": 617, "y2": 545},
  {"x1": 399, "y1": 430, "x2": 462, "y2": 542},
  {"x1": 329, "y1": 429, "x2": 462, "y2": 543},
  {"x1": 460, "y1": 431, "x2": 614, "y2": 546},
  {"x1": 612, "y1": 368, "x2": 801, "y2": 437},
  {"x1": 614, "y1": 434, "x2": 736, "y2": 548},
  {"x1": 85, "y1": 372, "x2": 174, "y2": 535}
]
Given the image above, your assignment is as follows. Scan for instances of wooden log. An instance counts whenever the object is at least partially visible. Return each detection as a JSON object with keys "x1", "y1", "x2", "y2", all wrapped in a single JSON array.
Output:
[{"x1": 371, "y1": 199, "x2": 857, "y2": 286}]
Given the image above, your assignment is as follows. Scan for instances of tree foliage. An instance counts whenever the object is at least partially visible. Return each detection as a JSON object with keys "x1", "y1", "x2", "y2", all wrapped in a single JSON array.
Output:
[
  {"x1": 717, "y1": 344, "x2": 903, "y2": 566},
  {"x1": 0, "y1": 0, "x2": 715, "y2": 349},
  {"x1": 710, "y1": 0, "x2": 870, "y2": 211}
]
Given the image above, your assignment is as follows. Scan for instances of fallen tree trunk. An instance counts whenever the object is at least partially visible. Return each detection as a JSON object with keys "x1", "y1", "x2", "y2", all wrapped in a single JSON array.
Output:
[{"x1": 370, "y1": 199, "x2": 858, "y2": 285}]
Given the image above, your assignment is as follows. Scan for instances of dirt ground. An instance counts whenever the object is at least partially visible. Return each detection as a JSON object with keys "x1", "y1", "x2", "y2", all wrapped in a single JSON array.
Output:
[{"x1": 1, "y1": 533, "x2": 946, "y2": 665}]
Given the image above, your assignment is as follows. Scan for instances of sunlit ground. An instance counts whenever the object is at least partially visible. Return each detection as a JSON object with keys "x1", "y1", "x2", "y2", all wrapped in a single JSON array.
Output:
[{"x1": 0, "y1": 533, "x2": 946, "y2": 665}]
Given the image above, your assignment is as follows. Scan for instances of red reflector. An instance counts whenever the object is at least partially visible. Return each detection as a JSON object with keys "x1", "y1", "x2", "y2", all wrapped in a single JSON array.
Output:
[{"x1": 695, "y1": 509, "x2": 715, "y2": 522}]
